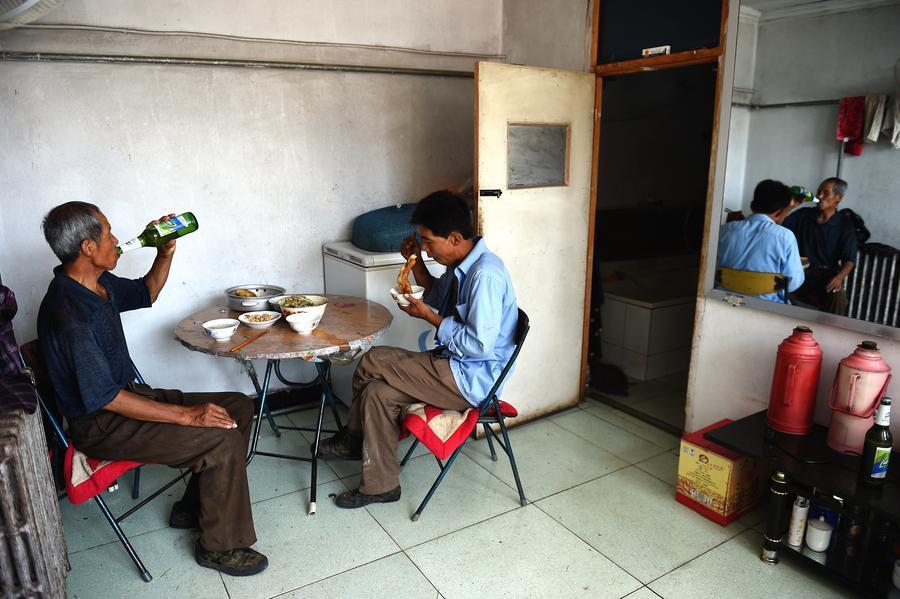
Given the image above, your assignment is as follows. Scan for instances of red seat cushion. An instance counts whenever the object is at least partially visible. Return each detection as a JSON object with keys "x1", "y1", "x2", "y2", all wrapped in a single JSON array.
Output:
[
  {"x1": 400, "y1": 401, "x2": 520, "y2": 460},
  {"x1": 401, "y1": 405, "x2": 480, "y2": 460},
  {"x1": 482, "y1": 401, "x2": 518, "y2": 418},
  {"x1": 64, "y1": 443, "x2": 142, "y2": 505}
]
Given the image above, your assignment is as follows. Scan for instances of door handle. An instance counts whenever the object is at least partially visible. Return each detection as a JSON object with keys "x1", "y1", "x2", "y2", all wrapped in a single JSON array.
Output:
[{"x1": 479, "y1": 189, "x2": 503, "y2": 198}]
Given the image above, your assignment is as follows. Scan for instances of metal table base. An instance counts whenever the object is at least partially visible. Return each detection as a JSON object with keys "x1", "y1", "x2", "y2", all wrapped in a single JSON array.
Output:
[{"x1": 243, "y1": 359, "x2": 345, "y2": 515}]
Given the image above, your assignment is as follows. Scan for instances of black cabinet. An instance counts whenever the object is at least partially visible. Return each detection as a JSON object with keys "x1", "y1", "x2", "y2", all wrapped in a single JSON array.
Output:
[{"x1": 707, "y1": 411, "x2": 900, "y2": 597}]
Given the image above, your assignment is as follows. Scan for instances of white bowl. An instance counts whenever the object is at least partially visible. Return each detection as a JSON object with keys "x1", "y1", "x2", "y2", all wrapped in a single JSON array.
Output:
[
  {"x1": 237, "y1": 311, "x2": 281, "y2": 330},
  {"x1": 286, "y1": 312, "x2": 322, "y2": 334},
  {"x1": 202, "y1": 318, "x2": 240, "y2": 342},
  {"x1": 272, "y1": 294, "x2": 328, "y2": 318},
  {"x1": 390, "y1": 286, "x2": 425, "y2": 307}
]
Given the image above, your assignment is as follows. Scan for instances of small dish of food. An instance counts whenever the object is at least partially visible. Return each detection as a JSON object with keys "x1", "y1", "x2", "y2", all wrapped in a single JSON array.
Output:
[
  {"x1": 274, "y1": 294, "x2": 328, "y2": 318},
  {"x1": 390, "y1": 285, "x2": 425, "y2": 307},
  {"x1": 237, "y1": 311, "x2": 282, "y2": 330},
  {"x1": 202, "y1": 318, "x2": 240, "y2": 342},
  {"x1": 285, "y1": 312, "x2": 322, "y2": 334}
]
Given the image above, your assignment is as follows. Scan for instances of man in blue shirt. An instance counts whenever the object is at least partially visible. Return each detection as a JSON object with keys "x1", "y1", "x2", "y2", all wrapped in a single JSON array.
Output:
[
  {"x1": 784, "y1": 177, "x2": 858, "y2": 315},
  {"x1": 317, "y1": 191, "x2": 518, "y2": 509},
  {"x1": 37, "y1": 202, "x2": 267, "y2": 576},
  {"x1": 717, "y1": 179, "x2": 805, "y2": 302}
]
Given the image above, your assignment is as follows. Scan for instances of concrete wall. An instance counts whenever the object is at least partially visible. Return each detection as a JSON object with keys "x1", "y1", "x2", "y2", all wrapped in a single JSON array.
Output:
[
  {"x1": 690, "y1": 0, "x2": 900, "y2": 445},
  {"x1": 722, "y1": 7, "x2": 759, "y2": 212},
  {"x1": 0, "y1": 1, "x2": 497, "y2": 393},
  {"x1": 502, "y1": 0, "x2": 592, "y2": 71},
  {"x1": 739, "y1": 5, "x2": 900, "y2": 244},
  {"x1": 32, "y1": 0, "x2": 503, "y2": 56}
]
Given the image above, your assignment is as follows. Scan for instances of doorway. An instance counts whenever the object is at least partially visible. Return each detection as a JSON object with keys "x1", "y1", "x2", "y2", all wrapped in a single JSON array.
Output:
[{"x1": 587, "y1": 62, "x2": 718, "y2": 433}]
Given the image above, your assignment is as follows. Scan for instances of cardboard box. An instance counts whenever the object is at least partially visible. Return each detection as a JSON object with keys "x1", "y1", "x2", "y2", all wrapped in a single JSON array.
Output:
[{"x1": 675, "y1": 419, "x2": 765, "y2": 526}]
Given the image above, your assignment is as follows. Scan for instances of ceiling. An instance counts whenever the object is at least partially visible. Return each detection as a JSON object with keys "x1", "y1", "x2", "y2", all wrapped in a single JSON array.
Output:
[{"x1": 742, "y1": 0, "x2": 900, "y2": 19}]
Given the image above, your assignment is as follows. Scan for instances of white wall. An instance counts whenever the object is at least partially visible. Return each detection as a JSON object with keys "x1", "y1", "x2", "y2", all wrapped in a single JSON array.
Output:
[
  {"x1": 691, "y1": 0, "x2": 900, "y2": 446},
  {"x1": 689, "y1": 300, "x2": 900, "y2": 443},
  {"x1": 33, "y1": 0, "x2": 503, "y2": 56},
  {"x1": 722, "y1": 7, "x2": 759, "y2": 212},
  {"x1": 0, "y1": 1, "x2": 492, "y2": 393},
  {"x1": 502, "y1": 0, "x2": 591, "y2": 71},
  {"x1": 738, "y1": 5, "x2": 900, "y2": 244}
]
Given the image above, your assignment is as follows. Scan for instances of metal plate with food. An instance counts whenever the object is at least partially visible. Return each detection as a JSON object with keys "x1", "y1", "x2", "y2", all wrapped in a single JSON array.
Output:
[{"x1": 224, "y1": 284, "x2": 286, "y2": 312}]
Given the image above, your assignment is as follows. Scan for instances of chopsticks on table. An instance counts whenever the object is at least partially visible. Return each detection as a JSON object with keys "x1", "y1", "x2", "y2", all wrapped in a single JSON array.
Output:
[{"x1": 227, "y1": 330, "x2": 268, "y2": 353}]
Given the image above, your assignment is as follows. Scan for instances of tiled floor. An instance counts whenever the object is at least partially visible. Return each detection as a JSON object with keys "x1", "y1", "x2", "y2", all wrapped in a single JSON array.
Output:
[
  {"x1": 594, "y1": 371, "x2": 688, "y2": 432},
  {"x1": 63, "y1": 400, "x2": 852, "y2": 598}
]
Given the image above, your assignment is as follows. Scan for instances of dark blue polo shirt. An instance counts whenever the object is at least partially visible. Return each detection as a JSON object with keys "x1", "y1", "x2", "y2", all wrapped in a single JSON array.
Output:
[
  {"x1": 37, "y1": 267, "x2": 151, "y2": 418},
  {"x1": 784, "y1": 207, "x2": 858, "y2": 271}
]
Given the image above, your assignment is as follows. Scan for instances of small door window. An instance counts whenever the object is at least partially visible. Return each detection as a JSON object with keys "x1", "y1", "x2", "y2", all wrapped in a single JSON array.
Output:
[{"x1": 507, "y1": 123, "x2": 570, "y2": 189}]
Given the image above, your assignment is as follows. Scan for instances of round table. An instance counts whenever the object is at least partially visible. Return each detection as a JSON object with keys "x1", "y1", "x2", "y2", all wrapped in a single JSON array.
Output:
[{"x1": 174, "y1": 294, "x2": 392, "y2": 514}]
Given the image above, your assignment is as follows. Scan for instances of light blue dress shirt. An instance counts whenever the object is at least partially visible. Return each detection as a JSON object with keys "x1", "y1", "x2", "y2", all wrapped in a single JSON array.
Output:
[
  {"x1": 424, "y1": 237, "x2": 518, "y2": 407},
  {"x1": 717, "y1": 213, "x2": 805, "y2": 302}
]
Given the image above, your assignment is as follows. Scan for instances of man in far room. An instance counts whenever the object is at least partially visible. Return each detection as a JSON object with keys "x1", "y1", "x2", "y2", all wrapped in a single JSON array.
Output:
[
  {"x1": 717, "y1": 179, "x2": 804, "y2": 303},
  {"x1": 784, "y1": 177, "x2": 858, "y2": 315}
]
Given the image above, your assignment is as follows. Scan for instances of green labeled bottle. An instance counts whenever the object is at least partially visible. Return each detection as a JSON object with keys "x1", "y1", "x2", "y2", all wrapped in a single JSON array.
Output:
[
  {"x1": 859, "y1": 397, "x2": 893, "y2": 486},
  {"x1": 789, "y1": 185, "x2": 817, "y2": 204},
  {"x1": 117, "y1": 212, "x2": 199, "y2": 255}
]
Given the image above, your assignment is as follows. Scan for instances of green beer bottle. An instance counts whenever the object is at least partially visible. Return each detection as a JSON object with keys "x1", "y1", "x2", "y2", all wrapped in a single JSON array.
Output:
[
  {"x1": 859, "y1": 397, "x2": 893, "y2": 486},
  {"x1": 117, "y1": 212, "x2": 199, "y2": 255},
  {"x1": 789, "y1": 185, "x2": 816, "y2": 203}
]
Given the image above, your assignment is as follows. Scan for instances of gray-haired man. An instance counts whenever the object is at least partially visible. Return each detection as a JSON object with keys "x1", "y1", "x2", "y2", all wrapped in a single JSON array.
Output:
[{"x1": 36, "y1": 201, "x2": 267, "y2": 576}]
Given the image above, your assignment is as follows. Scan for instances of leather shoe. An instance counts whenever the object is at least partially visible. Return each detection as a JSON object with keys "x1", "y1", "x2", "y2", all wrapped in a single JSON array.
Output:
[
  {"x1": 195, "y1": 541, "x2": 268, "y2": 577},
  {"x1": 313, "y1": 429, "x2": 362, "y2": 461},
  {"x1": 169, "y1": 500, "x2": 200, "y2": 530},
  {"x1": 334, "y1": 486, "x2": 401, "y2": 509}
]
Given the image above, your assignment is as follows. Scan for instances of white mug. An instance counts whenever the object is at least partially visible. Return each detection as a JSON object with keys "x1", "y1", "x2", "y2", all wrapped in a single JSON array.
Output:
[{"x1": 805, "y1": 515, "x2": 833, "y2": 553}]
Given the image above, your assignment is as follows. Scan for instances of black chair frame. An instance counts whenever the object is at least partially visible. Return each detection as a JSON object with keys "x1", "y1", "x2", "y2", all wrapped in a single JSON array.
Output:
[
  {"x1": 20, "y1": 347, "x2": 189, "y2": 583},
  {"x1": 400, "y1": 308, "x2": 530, "y2": 521}
]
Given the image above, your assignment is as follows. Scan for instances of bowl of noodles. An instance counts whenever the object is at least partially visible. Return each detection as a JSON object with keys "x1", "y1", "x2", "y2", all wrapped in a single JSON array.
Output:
[{"x1": 271, "y1": 294, "x2": 328, "y2": 318}]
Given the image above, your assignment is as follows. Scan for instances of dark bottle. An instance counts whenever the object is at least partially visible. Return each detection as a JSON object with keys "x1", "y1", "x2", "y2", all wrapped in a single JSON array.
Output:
[{"x1": 859, "y1": 397, "x2": 893, "y2": 486}]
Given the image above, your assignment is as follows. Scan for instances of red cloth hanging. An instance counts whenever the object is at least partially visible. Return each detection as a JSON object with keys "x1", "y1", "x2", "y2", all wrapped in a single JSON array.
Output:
[{"x1": 836, "y1": 96, "x2": 865, "y2": 156}]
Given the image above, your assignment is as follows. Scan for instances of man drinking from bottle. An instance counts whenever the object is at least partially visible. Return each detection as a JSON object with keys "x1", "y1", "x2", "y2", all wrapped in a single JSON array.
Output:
[{"x1": 36, "y1": 201, "x2": 267, "y2": 577}]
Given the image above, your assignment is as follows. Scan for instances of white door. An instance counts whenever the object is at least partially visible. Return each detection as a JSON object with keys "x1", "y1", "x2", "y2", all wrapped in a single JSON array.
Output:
[{"x1": 475, "y1": 61, "x2": 595, "y2": 421}]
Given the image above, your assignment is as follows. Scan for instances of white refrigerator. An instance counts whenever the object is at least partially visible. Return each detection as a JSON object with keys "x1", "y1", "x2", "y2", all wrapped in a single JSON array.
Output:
[{"x1": 322, "y1": 241, "x2": 446, "y2": 405}]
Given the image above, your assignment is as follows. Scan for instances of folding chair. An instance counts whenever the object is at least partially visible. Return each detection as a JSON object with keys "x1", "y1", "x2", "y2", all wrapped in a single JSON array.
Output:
[
  {"x1": 20, "y1": 341, "x2": 189, "y2": 583},
  {"x1": 715, "y1": 267, "x2": 788, "y2": 303},
  {"x1": 399, "y1": 308, "x2": 530, "y2": 521}
]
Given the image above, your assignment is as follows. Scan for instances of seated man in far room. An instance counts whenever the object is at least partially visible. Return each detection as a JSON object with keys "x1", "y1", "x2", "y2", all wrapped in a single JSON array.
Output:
[
  {"x1": 315, "y1": 190, "x2": 519, "y2": 508},
  {"x1": 784, "y1": 177, "x2": 858, "y2": 315},
  {"x1": 717, "y1": 179, "x2": 805, "y2": 303}
]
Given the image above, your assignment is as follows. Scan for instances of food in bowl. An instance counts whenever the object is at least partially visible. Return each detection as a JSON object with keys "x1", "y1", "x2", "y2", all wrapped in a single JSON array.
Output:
[
  {"x1": 281, "y1": 295, "x2": 317, "y2": 308},
  {"x1": 390, "y1": 285, "x2": 425, "y2": 307},
  {"x1": 244, "y1": 312, "x2": 276, "y2": 323},
  {"x1": 396, "y1": 254, "x2": 417, "y2": 294},
  {"x1": 237, "y1": 311, "x2": 282, "y2": 330},
  {"x1": 276, "y1": 294, "x2": 329, "y2": 318},
  {"x1": 235, "y1": 288, "x2": 258, "y2": 298}
]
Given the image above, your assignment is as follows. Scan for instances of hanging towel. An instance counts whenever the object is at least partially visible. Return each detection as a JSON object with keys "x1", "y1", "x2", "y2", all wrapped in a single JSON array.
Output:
[
  {"x1": 881, "y1": 95, "x2": 894, "y2": 137},
  {"x1": 864, "y1": 95, "x2": 886, "y2": 142},
  {"x1": 891, "y1": 93, "x2": 900, "y2": 149},
  {"x1": 836, "y1": 96, "x2": 865, "y2": 155}
]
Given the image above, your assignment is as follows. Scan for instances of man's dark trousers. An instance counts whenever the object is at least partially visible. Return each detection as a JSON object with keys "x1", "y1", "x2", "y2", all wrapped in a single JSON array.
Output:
[{"x1": 68, "y1": 385, "x2": 256, "y2": 552}]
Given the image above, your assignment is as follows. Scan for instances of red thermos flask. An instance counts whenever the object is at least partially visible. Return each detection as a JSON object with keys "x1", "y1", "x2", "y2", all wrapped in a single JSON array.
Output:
[{"x1": 767, "y1": 326, "x2": 823, "y2": 435}]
